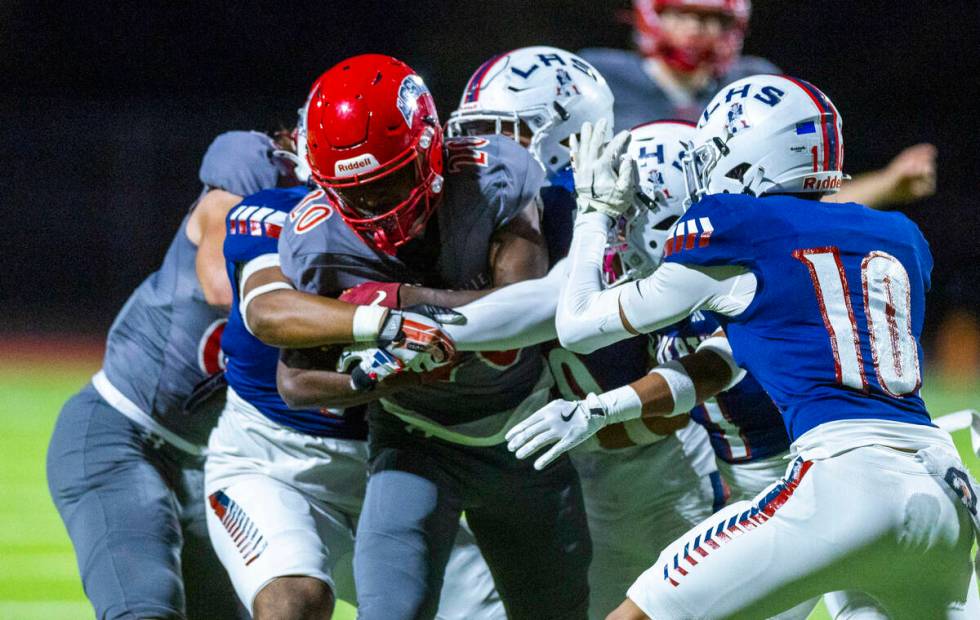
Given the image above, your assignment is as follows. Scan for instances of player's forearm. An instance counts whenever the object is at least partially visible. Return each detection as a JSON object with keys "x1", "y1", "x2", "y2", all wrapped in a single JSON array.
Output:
[
  {"x1": 196, "y1": 253, "x2": 233, "y2": 309},
  {"x1": 630, "y1": 349, "x2": 734, "y2": 418},
  {"x1": 276, "y1": 360, "x2": 417, "y2": 409},
  {"x1": 556, "y1": 212, "x2": 634, "y2": 354},
  {"x1": 398, "y1": 286, "x2": 489, "y2": 309},
  {"x1": 248, "y1": 290, "x2": 357, "y2": 348},
  {"x1": 444, "y1": 261, "x2": 566, "y2": 351}
]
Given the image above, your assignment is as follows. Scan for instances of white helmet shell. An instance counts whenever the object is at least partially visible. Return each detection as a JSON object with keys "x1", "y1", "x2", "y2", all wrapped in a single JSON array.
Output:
[
  {"x1": 605, "y1": 120, "x2": 695, "y2": 286},
  {"x1": 273, "y1": 95, "x2": 313, "y2": 185},
  {"x1": 447, "y1": 46, "x2": 614, "y2": 177},
  {"x1": 685, "y1": 74, "x2": 845, "y2": 201}
]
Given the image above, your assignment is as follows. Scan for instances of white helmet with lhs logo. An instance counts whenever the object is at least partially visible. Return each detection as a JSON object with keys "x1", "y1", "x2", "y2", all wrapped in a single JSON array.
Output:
[
  {"x1": 447, "y1": 46, "x2": 614, "y2": 177},
  {"x1": 684, "y1": 74, "x2": 845, "y2": 201},
  {"x1": 605, "y1": 120, "x2": 695, "y2": 286}
]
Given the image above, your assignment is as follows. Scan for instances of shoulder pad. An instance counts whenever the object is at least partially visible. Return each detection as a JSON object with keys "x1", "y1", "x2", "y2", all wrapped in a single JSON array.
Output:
[
  {"x1": 199, "y1": 131, "x2": 279, "y2": 197},
  {"x1": 663, "y1": 194, "x2": 760, "y2": 268},
  {"x1": 446, "y1": 135, "x2": 546, "y2": 228}
]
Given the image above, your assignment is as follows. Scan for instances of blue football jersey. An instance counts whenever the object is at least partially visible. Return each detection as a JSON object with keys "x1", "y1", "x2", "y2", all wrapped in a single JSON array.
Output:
[
  {"x1": 221, "y1": 186, "x2": 368, "y2": 439},
  {"x1": 664, "y1": 193, "x2": 933, "y2": 441},
  {"x1": 651, "y1": 311, "x2": 789, "y2": 463}
]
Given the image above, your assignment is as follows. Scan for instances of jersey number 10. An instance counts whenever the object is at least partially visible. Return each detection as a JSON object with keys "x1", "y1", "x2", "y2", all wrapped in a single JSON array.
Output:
[{"x1": 795, "y1": 247, "x2": 921, "y2": 397}]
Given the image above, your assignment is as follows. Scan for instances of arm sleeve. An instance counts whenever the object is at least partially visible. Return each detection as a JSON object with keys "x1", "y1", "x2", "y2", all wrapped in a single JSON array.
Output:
[
  {"x1": 556, "y1": 212, "x2": 757, "y2": 354},
  {"x1": 618, "y1": 263, "x2": 757, "y2": 336},
  {"x1": 555, "y1": 212, "x2": 632, "y2": 353},
  {"x1": 444, "y1": 260, "x2": 566, "y2": 351},
  {"x1": 199, "y1": 131, "x2": 280, "y2": 197}
]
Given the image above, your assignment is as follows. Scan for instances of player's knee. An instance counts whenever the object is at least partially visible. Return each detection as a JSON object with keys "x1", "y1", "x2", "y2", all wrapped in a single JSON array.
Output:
[{"x1": 252, "y1": 576, "x2": 334, "y2": 620}]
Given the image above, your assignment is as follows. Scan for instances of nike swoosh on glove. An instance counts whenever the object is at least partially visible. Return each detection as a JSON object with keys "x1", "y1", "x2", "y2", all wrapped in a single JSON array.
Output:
[{"x1": 504, "y1": 394, "x2": 609, "y2": 470}]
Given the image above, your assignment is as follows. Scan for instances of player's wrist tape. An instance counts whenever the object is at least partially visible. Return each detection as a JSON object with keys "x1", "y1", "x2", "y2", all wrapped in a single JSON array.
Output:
[
  {"x1": 241, "y1": 282, "x2": 295, "y2": 336},
  {"x1": 649, "y1": 359, "x2": 697, "y2": 415},
  {"x1": 696, "y1": 335, "x2": 746, "y2": 391},
  {"x1": 351, "y1": 305, "x2": 390, "y2": 343},
  {"x1": 590, "y1": 384, "x2": 643, "y2": 425}
]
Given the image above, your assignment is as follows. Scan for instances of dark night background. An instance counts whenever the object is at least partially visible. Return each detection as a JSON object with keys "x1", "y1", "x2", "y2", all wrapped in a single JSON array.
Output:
[{"x1": 3, "y1": 1, "x2": 978, "y2": 339}]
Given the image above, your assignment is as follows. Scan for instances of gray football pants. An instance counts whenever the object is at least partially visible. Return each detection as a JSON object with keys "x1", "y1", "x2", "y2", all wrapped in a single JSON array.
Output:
[
  {"x1": 355, "y1": 411, "x2": 592, "y2": 620},
  {"x1": 46, "y1": 383, "x2": 244, "y2": 620}
]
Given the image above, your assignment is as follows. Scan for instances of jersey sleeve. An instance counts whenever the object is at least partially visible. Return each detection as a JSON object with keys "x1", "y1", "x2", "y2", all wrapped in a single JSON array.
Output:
[
  {"x1": 662, "y1": 194, "x2": 759, "y2": 269},
  {"x1": 223, "y1": 191, "x2": 286, "y2": 267},
  {"x1": 482, "y1": 135, "x2": 546, "y2": 228},
  {"x1": 277, "y1": 194, "x2": 345, "y2": 297},
  {"x1": 199, "y1": 131, "x2": 280, "y2": 197}
]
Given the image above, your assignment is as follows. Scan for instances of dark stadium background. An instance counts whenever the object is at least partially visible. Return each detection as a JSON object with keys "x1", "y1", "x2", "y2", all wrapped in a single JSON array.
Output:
[{"x1": 4, "y1": 1, "x2": 978, "y2": 345}]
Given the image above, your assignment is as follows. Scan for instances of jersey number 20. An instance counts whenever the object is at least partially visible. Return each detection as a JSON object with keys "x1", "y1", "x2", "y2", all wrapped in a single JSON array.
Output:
[{"x1": 795, "y1": 247, "x2": 920, "y2": 397}]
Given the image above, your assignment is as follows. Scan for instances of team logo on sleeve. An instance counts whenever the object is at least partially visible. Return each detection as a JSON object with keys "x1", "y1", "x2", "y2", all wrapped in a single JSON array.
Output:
[{"x1": 396, "y1": 75, "x2": 430, "y2": 128}]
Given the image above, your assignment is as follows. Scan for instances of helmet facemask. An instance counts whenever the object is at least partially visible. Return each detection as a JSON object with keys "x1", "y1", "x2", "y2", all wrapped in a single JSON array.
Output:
[{"x1": 326, "y1": 123, "x2": 444, "y2": 255}]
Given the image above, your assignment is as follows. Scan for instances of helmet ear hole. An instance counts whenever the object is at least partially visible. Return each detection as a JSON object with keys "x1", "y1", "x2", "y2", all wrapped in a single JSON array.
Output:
[
  {"x1": 725, "y1": 163, "x2": 751, "y2": 181},
  {"x1": 653, "y1": 215, "x2": 680, "y2": 231}
]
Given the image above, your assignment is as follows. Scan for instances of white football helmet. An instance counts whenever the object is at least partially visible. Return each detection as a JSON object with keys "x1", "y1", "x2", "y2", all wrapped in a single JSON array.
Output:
[
  {"x1": 447, "y1": 46, "x2": 614, "y2": 177},
  {"x1": 273, "y1": 95, "x2": 313, "y2": 185},
  {"x1": 684, "y1": 74, "x2": 845, "y2": 202},
  {"x1": 604, "y1": 120, "x2": 695, "y2": 286}
]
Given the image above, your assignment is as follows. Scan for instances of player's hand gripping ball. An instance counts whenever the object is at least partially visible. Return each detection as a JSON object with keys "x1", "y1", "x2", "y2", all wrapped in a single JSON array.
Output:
[
  {"x1": 346, "y1": 305, "x2": 466, "y2": 391},
  {"x1": 570, "y1": 118, "x2": 639, "y2": 219},
  {"x1": 505, "y1": 394, "x2": 610, "y2": 470}
]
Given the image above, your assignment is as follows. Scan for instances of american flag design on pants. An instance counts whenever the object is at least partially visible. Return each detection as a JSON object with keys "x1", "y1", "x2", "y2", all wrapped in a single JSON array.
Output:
[{"x1": 209, "y1": 489, "x2": 268, "y2": 566}]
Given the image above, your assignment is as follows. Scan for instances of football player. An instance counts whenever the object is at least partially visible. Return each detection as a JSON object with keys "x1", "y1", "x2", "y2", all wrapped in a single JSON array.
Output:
[
  {"x1": 233, "y1": 55, "x2": 590, "y2": 620},
  {"x1": 208, "y1": 177, "x2": 517, "y2": 620},
  {"x1": 581, "y1": 0, "x2": 938, "y2": 210},
  {"x1": 512, "y1": 77, "x2": 980, "y2": 617},
  {"x1": 448, "y1": 47, "x2": 725, "y2": 619},
  {"x1": 46, "y1": 131, "x2": 284, "y2": 620}
]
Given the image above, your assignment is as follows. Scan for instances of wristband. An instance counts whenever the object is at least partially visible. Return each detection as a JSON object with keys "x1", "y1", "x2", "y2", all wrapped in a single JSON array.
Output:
[
  {"x1": 648, "y1": 359, "x2": 696, "y2": 415},
  {"x1": 352, "y1": 305, "x2": 389, "y2": 342},
  {"x1": 696, "y1": 335, "x2": 746, "y2": 391},
  {"x1": 590, "y1": 384, "x2": 643, "y2": 425}
]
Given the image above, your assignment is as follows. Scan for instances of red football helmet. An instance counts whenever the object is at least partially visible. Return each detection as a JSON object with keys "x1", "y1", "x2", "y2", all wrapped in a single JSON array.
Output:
[
  {"x1": 305, "y1": 54, "x2": 444, "y2": 254},
  {"x1": 633, "y1": 0, "x2": 750, "y2": 76}
]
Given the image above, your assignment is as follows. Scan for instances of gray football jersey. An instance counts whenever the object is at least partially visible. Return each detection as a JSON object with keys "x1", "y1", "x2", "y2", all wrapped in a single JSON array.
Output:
[
  {"x1": 101, "y1": 131, "x2": 281, "y2": 444},
  {"x1": 578, "y1": 48, "x2": 779, "y2": 130},
  {"x1": 279, "y1": 134, "x2": 546, "y2": 428}
]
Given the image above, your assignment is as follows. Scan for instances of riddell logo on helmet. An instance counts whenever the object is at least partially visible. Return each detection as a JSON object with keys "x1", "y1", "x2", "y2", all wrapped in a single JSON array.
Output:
[
  {"x1": 803, "y1": 176, "x2": 842, "y2": 191},
  {"x1": 334, "y1": 154, "x2": 380, "y2": 178}
]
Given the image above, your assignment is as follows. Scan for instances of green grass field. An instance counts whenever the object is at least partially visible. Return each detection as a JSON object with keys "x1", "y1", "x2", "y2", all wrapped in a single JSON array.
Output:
[{"x1": 2, "y1": 355, "x2": 976, "y2": 619}]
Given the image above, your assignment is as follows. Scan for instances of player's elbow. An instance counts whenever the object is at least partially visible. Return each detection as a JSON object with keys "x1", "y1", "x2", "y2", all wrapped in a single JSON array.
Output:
[
  {"x1": 201, "y1": 277, "x2": 233, "y2": 309},
  {"x1": 276, "y1": 365, "x2": 312, "y2": 410},
  {"x1": 556, "y1": 314, "x2": 600, "y2": 355}
]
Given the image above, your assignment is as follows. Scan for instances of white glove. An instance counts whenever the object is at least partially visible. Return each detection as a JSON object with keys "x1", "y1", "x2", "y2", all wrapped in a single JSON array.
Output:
[
  {"x1": 505, "y1": 394, "x2": 610, "y2": 470},
  {"x1": 570, "y1": 118, "x2": 638, "y2": 218}
]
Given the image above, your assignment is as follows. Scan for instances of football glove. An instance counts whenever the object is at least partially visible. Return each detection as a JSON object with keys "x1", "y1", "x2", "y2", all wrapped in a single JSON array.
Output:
[
  {"x1": 349, "y1": 305, "x2": 465, "y2": 391},
  {"x1": 505, "y1": 394, "x2": 609, "y2": 470},
  {"x1": 570, "y1": 118, "x2": 638, "y2": 219}
]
